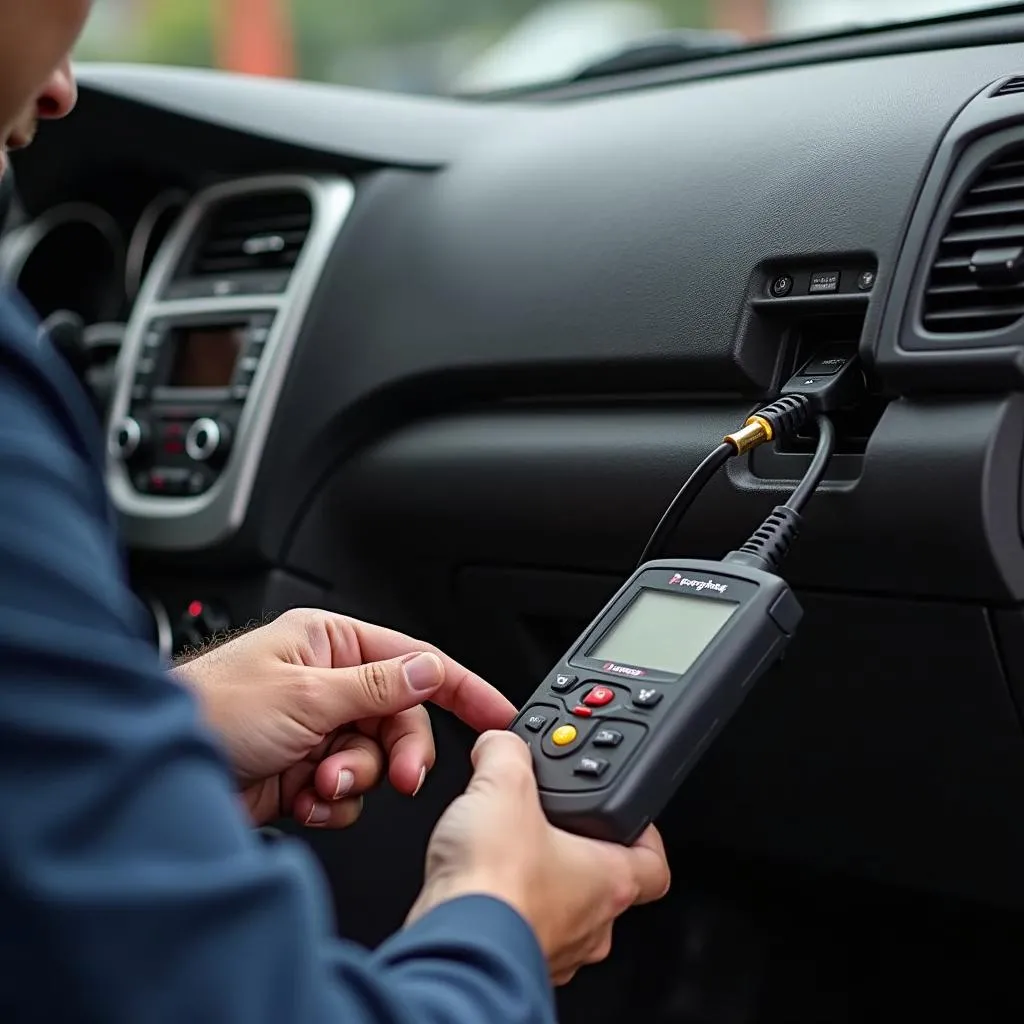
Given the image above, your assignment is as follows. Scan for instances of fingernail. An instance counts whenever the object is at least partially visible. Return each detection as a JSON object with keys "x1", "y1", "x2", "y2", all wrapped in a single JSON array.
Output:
[
  {"x1": 412, "y1": 765, "x2": 427, "y2": 796},
  {"x1": 304, "y1": 801, "x2": 330, "y2": 827},
  {"x1": 334, "y1": 769, "x2": 355, "y2": 800},
  {"x1": 403, "y1": 652, "x2": 441, "y2": 692}
]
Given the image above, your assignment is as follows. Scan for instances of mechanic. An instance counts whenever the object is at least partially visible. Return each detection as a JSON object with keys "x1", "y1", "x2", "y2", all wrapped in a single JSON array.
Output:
[{"x1": 0, "y1": 3, "x2": 671, "y2": 1023}]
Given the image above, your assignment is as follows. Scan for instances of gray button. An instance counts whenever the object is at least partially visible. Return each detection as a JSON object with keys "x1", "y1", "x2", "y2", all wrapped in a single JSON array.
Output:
[{"x1": 574, "y1": 756, "x2": 609, "y2": 777}]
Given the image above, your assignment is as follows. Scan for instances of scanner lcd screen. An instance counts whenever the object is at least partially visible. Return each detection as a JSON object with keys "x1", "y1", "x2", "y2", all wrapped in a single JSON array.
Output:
[{"x1": 589, "y1": 588, "x2": 737, "y2": 676}]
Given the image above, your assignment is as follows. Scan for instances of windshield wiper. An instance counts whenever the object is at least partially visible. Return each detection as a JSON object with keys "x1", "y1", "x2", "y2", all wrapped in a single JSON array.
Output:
[{"x1": 571, "y1": 29, "x2": 744, "y2": 82}]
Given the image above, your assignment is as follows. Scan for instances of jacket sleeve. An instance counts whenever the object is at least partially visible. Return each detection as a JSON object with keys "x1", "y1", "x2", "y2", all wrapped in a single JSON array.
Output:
[{"x1": 0, "y1": 293, "x2": 556, "y2": 1024}]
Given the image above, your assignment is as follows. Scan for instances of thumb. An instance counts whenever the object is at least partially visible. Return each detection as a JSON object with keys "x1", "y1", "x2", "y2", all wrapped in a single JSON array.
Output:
[
  {"x1": 469, "y1": 731, "x2": 538, "y2": 791},
  {"x1": 311, "y1": 651, "x2": 444, "y2": 728}
]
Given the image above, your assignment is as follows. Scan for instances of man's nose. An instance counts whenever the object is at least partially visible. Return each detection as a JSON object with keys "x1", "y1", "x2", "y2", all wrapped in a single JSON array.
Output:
[{"x1": 36, "y1": 61, "x2": 78, "y2": 121}]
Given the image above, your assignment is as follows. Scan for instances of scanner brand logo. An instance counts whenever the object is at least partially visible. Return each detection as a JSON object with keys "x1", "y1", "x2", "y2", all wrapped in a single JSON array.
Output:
[
  {"x1": 603, "y1": 662, "x2": 646, "y2": 677},
  {"x1": 668, "y1": 573, "x2": 728, "y2": 594}
]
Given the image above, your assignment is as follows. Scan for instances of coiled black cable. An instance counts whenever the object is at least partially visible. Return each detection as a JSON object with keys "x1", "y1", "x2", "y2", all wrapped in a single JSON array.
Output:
[
  {"x1": 724, "y1": 413, "x2": 836, "y2": 574},
  {"x1": 635, "y1": 397, "x2": 835, "y2": 569}
]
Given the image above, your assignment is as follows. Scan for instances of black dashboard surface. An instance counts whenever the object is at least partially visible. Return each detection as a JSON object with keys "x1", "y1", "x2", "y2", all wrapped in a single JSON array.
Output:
[
  {"x1": 32, "y1": 40, "x2": 1024, "y2": 566},
  {"x1": 13, "y1": 32, "x2": 1024, "y2": 926}
]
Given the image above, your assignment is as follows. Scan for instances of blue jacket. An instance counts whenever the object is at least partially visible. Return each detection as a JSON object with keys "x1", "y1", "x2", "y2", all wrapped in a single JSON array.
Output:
[{"x1": 0, "y1": 286, "x2": 554, "y2": 1024}]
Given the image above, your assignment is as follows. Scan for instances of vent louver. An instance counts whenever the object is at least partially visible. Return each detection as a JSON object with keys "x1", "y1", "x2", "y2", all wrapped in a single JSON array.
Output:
[
  {"x1": 921, "y1": 146, "x2": 1024, "y2": 334},
  {"x1": 171, "y1": 190, "x2": 313, "y2": 297},
  {"x1": 993, "y1": 77, "x2": 1024, "y2": 97}
]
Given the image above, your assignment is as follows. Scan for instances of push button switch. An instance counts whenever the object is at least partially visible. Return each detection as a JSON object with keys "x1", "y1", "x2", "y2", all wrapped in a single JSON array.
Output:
[
  {"x1": 583, "y1": 685, "x2": 615, "y2": 707},
  {"x1": 574, "y1": 756, "x2": 609, "y2": 778},
  {"x1": 531, "y1": 720, "x2": 647, "y2": 792},
  {"x1": 540, "y1": 717, "x2": 589, "y2": 759},
  {"x1": 551, "y1": 673, "x2": 578, "y2": 693},
  {"x1": 632, "y1": 687, "x2": 663, "y2": 709},
  {"x1": 551, "y1": 725, "x2": 578, "y2": 747},
  {"x1": 513, "y1": 703, "x2": 559, "y2": 746}
]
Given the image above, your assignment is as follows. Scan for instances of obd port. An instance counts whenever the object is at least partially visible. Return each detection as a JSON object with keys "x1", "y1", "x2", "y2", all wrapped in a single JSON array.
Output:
[{"x1": 776, "y1": 314, "x2": 885, "y2": 455}]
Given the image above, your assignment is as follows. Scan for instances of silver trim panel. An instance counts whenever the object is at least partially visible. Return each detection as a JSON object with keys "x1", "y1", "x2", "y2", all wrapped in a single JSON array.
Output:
[
  {"x1": 106, "y1": 174, "x2": 356, "y2": 550},
  {"x1": 125, "y1": 188, "x2": 189, "y2": 304}
]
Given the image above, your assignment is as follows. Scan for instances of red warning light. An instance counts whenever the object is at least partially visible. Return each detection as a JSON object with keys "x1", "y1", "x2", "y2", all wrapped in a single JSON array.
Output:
[{"x1": 187, "y1": 600, "x2": 204, "y2": 618}]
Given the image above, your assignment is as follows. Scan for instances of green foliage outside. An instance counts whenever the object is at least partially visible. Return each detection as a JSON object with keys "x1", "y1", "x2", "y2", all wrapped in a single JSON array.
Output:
[{"x1": 75, "y1": 0, "x2": 710, "y2": 91}]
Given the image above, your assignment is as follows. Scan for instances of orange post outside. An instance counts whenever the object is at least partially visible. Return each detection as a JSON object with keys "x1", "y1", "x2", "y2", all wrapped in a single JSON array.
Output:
[{"x1": 214, "y1": 0, "x2": 296, "y2": 78}]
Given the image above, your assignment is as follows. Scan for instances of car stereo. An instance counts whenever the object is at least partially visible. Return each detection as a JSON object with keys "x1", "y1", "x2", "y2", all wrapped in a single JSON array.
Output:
[{"x1": 108, "y1": 310, "x2": 274, "y2": 496}]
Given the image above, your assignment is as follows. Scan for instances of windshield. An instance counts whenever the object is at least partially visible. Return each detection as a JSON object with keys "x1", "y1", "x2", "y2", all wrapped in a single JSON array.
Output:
[{"x1": 77, "y1": 0, "x2": 1019, "y2": 96}]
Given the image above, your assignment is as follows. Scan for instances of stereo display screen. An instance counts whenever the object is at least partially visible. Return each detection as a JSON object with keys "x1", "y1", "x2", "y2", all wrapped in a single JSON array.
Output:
[{"x1": 167, "y1": 325, "x2": 245, "y2": 388}]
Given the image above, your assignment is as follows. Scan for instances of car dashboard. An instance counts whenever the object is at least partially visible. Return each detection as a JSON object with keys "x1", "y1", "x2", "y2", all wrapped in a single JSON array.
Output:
[{"x1": 9, "y1": 25, "x2": 1024, "y2": 1000}]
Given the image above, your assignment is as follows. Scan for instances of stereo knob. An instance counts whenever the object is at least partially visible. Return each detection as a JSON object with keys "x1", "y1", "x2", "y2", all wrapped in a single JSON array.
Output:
[
  {"x1": 185, "y1": 418, "x2": 231, "y2": 463},
  {"x1": 110, "y1": 416, "x2": 148, "y2": 460}
]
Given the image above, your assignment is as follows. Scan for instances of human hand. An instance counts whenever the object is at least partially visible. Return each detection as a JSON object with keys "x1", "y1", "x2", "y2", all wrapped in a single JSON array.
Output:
[
  {"x1": 170, "y1": 608, "x2": 517, "y2": 828},
  {"x1": 406, "y1": 731, "x2": 671, "y2": 985}
]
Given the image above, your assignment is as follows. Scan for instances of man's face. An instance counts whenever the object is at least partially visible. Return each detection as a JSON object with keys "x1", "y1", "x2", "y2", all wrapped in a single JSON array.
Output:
[{"x1": 0, "y1": 1, "x2": 91, "y2": 176}]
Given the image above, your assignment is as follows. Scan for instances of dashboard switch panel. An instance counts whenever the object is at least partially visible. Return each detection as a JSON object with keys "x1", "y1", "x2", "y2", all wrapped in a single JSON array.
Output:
[{"x1": 104, "y1": 175, "x2": 356, "y2": 550}]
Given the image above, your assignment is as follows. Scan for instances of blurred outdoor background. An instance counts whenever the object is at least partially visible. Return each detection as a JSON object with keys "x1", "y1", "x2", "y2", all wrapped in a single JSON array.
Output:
[{"x1": 75, "y1": 0, "x2": 1010, "y2": 95}]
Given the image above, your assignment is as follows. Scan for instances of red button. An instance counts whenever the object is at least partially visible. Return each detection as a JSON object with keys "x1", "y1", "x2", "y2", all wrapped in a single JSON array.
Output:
[
  {"x1": 571, "y1": 706, "x2": 593, "y2": 717},
  {"x1": 583, "y1": 686, "x2": 615, "y2": 707}
]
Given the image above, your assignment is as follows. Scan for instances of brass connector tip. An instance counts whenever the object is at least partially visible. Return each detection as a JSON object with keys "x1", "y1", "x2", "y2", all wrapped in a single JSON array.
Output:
[
  {"x1": 744, "y1": 414, "x2": 774, "y2": 440},
  {"x1": 724, "y1": 416, "x2": 772, "y2": 455}
]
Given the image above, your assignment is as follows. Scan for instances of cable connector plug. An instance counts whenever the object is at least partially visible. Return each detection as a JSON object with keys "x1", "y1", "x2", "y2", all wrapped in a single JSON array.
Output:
[
  {"x1": 723, "y1": 505, "x2": 803, "y2": 575},
  {"x1": 781, "y1": 346, "x2": 864, "y2": 414},
  {"x1": 724, "y1": 395, "x2": 811, "y2": 455},
  {"x1": 723, "y1": 412, "x2": 836, "y2": 574},
  {"x1": 750, "y1": 394, "x2": 812, "y2": 439},
  {"x1": 724, "y1": 348, "x2": 864, "y2": 456}
]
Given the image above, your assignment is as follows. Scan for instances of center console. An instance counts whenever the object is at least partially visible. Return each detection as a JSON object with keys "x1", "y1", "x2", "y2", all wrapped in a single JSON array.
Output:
[
  {"x1": 110, "y1": 311, "x2": 273, "y2": 498},
  {"x1": 106, "y1": 174, "x2": 356, "y2": 551}
]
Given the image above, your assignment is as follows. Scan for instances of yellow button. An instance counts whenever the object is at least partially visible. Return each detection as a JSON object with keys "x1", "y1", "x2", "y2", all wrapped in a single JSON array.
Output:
[{"x1": 552, "y1": 725, "x2": 577, "y2": 746}]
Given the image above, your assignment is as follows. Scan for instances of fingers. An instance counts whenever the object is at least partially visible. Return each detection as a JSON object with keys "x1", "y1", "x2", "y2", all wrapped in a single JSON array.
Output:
[
  {"x1": 551, "y1": 925, "x2": 614, "y2": 986},
  {"x1": 313, "y1": 733, "x2": 386, "y2": 803},
  {"x1": 470, "y1": 736, "x2": 668, "y2": 908},
  {"x1": 292, "y1": 791, "x2": 365, "y2": 830},
  {"x1": 470, "y1": 730, "x2": 535, "y2": 776},
  {"x1": 374, "y1": 705, "x2": 435, "y2": 796},
  {"x1": 320, "y1": 614, "x2": 518, "y2": 733},
  {"x1": 464, "y1": 732, "x2": 541, "y2": 811},
  {"x1": 302, "y1": 651, "x2": 446, "y2": 734},
  {"x1": 622, "y1": 825, "x2": 671, "y2": 905},
  {"x1": 583, "y1": 927, "x2": 614, "y2": 965}
]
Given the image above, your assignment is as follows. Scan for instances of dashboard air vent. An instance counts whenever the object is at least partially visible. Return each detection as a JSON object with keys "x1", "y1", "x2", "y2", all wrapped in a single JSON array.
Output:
[
  {"x1": 921, "y1": 146, "x2": 1024, "y2": 334},
  {"x1": 170, "y1": 190, "x2": 313, "y2": 298},
  {"x1": 993, "y1": 77, "x2": 1024, "y2": 97}
]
